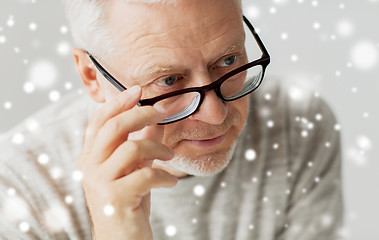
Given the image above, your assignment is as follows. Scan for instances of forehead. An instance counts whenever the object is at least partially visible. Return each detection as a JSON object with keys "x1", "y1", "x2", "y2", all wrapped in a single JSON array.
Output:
[
  {"x1": 108, "y1": 0, "x2": 242, "y2": 43},
  {"x1": 105, "y1": 0, "x2": 244, "y2": 81}
]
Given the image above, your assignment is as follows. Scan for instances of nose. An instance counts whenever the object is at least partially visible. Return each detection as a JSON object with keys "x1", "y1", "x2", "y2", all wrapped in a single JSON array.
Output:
[{"x1": 189, "y1": 88, "x2": 227, "y2": 125}]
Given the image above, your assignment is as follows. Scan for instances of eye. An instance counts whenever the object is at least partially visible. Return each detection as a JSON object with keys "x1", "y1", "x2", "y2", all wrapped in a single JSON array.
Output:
[
  {"x1": 155, "y1": 75, "x2": 182, "y2": 87},
  {"x1": 218, "y1": 55, "x2": 237, "y2": 67}
]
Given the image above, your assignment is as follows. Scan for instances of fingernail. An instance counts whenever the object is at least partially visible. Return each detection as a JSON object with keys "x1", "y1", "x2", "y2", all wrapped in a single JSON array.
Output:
[{"x1": 128, "y1": 85, "x2": 141, "y2": 96}]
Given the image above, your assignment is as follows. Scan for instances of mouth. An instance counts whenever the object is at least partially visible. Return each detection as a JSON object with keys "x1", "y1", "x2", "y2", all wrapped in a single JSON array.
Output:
[{"x1": 183, "y1": 131, "x2": 228, "y2": 147}]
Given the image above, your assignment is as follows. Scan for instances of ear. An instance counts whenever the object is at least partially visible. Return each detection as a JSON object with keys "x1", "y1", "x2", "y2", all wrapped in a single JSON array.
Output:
[{"x1": 71, "y1": 48, "x2": 106, "y2": 103}]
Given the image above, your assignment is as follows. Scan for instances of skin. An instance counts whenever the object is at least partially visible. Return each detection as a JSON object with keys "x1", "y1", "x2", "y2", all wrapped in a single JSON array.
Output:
[
  {"x1": 72, "y1": 0, "x2": 249, "y2": 179},
  {"x1": 72, "y1": 0, "x2": 250, "y2": 238}
]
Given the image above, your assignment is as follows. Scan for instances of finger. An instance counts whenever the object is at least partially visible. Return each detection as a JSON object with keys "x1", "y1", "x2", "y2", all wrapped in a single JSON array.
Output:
[
  {"x1": 101, "y1": 140, "x2": 174, "y2": 180},
  {"x1": 129, "y1": 124, "x2": 165, "y2": 143},
  {"x1": 91, "y1": 106, "x2": 167, "y2": 164},
  {"x1": 117, "y1": 167, "x2": 178, "y2": 209},
  {"x1": 84, "y1": 85, "x2": 142, "y2": 149}
]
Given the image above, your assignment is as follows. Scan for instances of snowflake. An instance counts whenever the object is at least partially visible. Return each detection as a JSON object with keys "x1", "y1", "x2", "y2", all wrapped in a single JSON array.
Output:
[
  {"x1": 301, "y1": 130, "x2": 308, "y2": 138},
  {"x1": 4, "y1": 101, "x2": 12, "y2": 110},
  {"x1": 23, "y1": 82, "x2": 35, "y2": 93},
  {"x1": 49, "y1": 90, "x2": 61, "y2": 102},
  {"x1": 50, "y1": 167, "x2": 63, "y2": 179},
  {"x1": 38, "y1": 153, "x2": 50, "y2": 165},
  {"x1": 7, "y1": 188, "x2": 16, "y2": 196},
  {"x1": 281, "y1": 32, "x2": 288, "y2": 40},
  {"x1": 29, "y1": 22, "x2": 37, "y2": 31},
  {"x1": 350, "y1": 41, "x2": 378, "y2": 70},
  {"x1": 269, "y1": 7, "x2": 277, "y2": 14},
  {"x1": 2, "y1": 196, "x2": 30, "y2": 220},
  {"x1": 22, "y1": 119, "x2": 37, "y2": 132},
  {"x1": 103, "y1": 204, "x2": 114, "y2": 216},
  {"x1": 336, "y1": 19, "x2": 354, "y2": 37},
  {"x1": 193, "y1": 184, "x2": 205, "y2": 197},
  {"x1": 64, "y1": 82, "x2": 73, "y2": 90},
  {"x1": 43, "y1": 204, "x2": 71, "y2": 233},
  {"x1": 12, "y1": 133, "x2": 25, "y2": 145},
  {"x1": 320, "y1": 214, "x2": 333, "y2": 227},
  {"x1": 28, "y1": 60, "x2": 58, "y2": 89},
  {"x1": 245, "y1": 149, "x2": 257, "y2": 161},
  {"x1": 19, "y1": 221, "x2": 30, "y2": 232},
  {"x1": 246, "y1": 5, "x2": 260, "y2": 19},
  {"x1": 290, "y1": 54, "x2": 298, "y2": 62},
  {"x1": 7, "y1": 15, "x2": 15, "y2": 27},
  {"x1": 356, "y1": 135, "x2": 372, "y2": 151},
  {"x1": 313, "y1": 22, "x2": 321, "y2": 30},
  {"x1": 165, "y1": 225, "x2": 177, "y2": 237},
  {"x1": 60, "y1": 25, "x2": 68, "y2": 34},
  {"x1": 72, "y1": 170, "x2": 83, "y2": 182},
  {"x1": 65, "y1": 195, "x2": 74, "y2": 204},
  {"x1": 57, "y1": 41, "x2": 71, "y2": 56},
  {"x1": 0, "y1": 35, "x2": 6, "y2": 44},
  {"x1": 267, "y1": 120, "x2": 274, "y2": 128}
]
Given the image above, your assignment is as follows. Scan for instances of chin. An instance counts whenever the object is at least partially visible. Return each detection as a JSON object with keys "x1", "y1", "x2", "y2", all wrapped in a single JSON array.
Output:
[{"x1": 153, "y1": 141, "x2": 237, "y2": 177}]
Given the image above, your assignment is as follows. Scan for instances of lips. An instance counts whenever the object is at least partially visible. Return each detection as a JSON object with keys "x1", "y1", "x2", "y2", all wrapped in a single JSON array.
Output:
[{"x1": 184, "y1": 132, "x2": 228, "y2": 147}]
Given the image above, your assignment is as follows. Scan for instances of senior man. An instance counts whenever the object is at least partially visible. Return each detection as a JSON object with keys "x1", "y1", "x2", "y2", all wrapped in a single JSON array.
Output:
[{"x1": 0, "y1": 0, "x2": 343, "y2": 239}]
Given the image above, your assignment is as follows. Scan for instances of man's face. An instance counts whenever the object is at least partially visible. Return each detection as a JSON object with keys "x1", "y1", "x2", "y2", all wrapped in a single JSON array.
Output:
[{"x1": 98, "y1": 0, "x2": 249, "y2": 176}]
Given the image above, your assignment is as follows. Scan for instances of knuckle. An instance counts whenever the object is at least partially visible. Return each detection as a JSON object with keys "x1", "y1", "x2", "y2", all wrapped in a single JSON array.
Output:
[
  {"x1": 126, "y1": 141, "x2": 140, "y2": 154},
  {"x1": 139, "y1": 107, "x2": 154, "y2": 120},
  {"x1": 113, "y1": 95, "x2": 125, "y2": 109},
  {"x1": 91, "y1": 109, "x2": 106, "y2": 127},
  {"x1": 141, "y1": 167, "x2": 155, "y2": 180},
  {"x1": 104, "y1": 119, "x2": 122, "y2": 133},
  {"x1": 84, "y1": 124, "x2": 96, "y2": 139}
]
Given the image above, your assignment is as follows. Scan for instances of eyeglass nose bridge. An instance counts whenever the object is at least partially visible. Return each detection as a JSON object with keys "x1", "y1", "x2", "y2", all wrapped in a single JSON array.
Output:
[{"x1": 184, "y1": 84, "x2": 226, "y2": 117}]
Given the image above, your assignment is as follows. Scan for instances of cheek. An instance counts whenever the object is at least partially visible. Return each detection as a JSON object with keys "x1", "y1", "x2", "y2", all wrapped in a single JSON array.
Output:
[
  {"x1": 230, "y1": 96, "x2": 249, "y2": 128},
  {"x1": 160, "y1": 97, "x2": 249, "y2": 148}
]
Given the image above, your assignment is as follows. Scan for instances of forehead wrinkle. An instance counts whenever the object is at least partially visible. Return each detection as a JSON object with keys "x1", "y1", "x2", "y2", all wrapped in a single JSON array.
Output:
[{"x1": 118, "y1": 15, "x2": 244, "y2": 81}]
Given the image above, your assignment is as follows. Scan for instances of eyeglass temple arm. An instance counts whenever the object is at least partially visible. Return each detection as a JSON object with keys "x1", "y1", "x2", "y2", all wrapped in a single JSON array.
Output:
[
  {"x1": 243, "y1": 15, "x2": 270, "y2": 58},
  {"x1": 84, "y1": 50, "x2": 127, "y2": 92}
]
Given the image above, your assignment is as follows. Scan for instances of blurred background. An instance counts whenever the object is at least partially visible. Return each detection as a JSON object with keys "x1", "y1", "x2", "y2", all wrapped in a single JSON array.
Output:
[{"x1": 0, "y1": 0, "x2": 378, "y2": 239}]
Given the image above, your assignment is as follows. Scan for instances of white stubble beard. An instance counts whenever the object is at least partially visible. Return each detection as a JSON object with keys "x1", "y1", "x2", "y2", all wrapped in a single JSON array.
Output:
[{"x1": 153, "y1": 140, "x2": 238, "y2": 177}]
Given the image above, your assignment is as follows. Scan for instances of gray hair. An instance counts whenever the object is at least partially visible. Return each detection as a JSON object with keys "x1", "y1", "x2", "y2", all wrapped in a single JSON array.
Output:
[{"x1": 62, "y1": 0, "x2": 242, "y2": 60}]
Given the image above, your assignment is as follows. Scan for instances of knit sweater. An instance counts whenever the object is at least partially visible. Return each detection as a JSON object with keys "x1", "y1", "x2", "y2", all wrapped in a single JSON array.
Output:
[{"x1": 0, "y1": 78, "x2": 343, "y2": 240}]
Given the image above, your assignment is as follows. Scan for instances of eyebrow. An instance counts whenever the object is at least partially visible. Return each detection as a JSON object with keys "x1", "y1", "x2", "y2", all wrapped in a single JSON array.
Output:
[
  {"x1": 218, "y1": 40, "x2": 245, "y2": 59},
  {"x1": 139, "y1": 39, "x2": 245, "y2": 82}
]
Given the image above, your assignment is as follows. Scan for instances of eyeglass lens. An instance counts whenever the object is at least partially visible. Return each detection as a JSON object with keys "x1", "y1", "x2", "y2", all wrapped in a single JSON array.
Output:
[{"x1": 155, "y1": 64, "x2": 264, "y2": 124}]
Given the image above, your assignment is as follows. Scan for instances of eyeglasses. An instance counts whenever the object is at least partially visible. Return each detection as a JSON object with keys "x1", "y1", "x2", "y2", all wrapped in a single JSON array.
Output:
[{"x1": 85, "y1": 15, "x2": 270, "y2": 125}]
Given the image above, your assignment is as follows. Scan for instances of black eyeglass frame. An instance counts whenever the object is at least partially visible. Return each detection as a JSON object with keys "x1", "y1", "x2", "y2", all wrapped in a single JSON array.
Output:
[{"x1": 85, "y1": 15, "x2": 270, "y2": 125}]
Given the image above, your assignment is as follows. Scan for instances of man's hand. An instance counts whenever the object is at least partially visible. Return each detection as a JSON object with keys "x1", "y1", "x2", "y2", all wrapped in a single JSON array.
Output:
[{"x1": 77, "y1": 85, "x2": 178, "y2": 240}]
